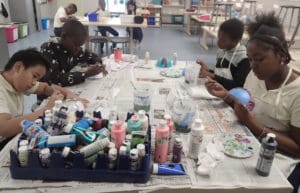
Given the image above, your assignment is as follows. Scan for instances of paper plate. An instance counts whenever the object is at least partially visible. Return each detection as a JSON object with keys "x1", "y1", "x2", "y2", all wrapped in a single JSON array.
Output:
[{"x1": 222, "y1": 134, "x2": 254, "y2": 159}]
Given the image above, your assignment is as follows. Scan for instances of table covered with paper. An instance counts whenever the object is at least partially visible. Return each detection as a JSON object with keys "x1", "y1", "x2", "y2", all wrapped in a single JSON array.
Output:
[{"x1": 0, "y1": 57, "x2": 292, "y2": 193}]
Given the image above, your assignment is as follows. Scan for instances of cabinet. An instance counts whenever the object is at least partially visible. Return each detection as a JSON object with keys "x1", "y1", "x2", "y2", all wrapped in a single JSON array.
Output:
[{"x1": 161, "y1": 0, "x2": 185, "y2": 26}]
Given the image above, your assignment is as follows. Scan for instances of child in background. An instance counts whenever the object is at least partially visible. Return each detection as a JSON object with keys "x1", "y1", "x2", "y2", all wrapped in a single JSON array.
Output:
[
  {"x1": 96, "y1": 0, "x2": 119, "y2": 51},
  {"x1": 53, "y1": 3, "x2": 77, "y2": 37},
  {"x1": 40, "y1": 20, "x2": 107, "y2": 87},
  {"x1": 197, "y1": 19, "x2": 250, "y2": 90},
  {"x1": 205, "y1": 12, "x2": 300, "y2": 193},
  {"x1": 0, "y1": 48, "x2": 85, "y2": 149},
  {"x1": 126, "y1": 0, "x2": 143, "y2": 43}
]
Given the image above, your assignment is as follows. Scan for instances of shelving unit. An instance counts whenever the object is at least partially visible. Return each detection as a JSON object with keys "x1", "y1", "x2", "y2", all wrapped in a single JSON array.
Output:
[
  {"x1": 161, "y1": 0, "x2": 185, "y2": 26},
  {"x1": 138, "y1": 5, "x2": 162, "y2": 28}
]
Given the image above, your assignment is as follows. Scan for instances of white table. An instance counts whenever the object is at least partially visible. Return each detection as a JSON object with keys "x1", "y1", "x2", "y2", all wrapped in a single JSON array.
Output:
[
  {"x1": 80, "y1": 17, "x2": 148, "y2": 54},
  {"x1": 0, "y1": 59, "x2": 293, "y2": 193}
]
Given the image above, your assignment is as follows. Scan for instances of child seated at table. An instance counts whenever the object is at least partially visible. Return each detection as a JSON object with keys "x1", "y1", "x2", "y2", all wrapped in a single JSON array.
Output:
[
  {"x1": 205, "y1": 12, "x2": 300, "y2": 193},
  {"x1": 126, "y1": 0, "x2": 143, "y2": 44},
  {"x1": 40, "y1": 20, "x2": 107, "y2": 87},
  {"x1": 96, "y1": 0, "x2": 119, "y2": 51},
  {"x1": 0, "y1": 48, "x2": 85, "y2": 150},
  {"x1": 197, "y1": 18, "x2": 251, "y2": 90}
]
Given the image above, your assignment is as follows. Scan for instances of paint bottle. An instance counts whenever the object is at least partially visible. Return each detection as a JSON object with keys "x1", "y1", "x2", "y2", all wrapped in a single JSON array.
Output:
[
  {"x1": 188, "y1": 119, "x2": 204, "y2": 159},
  {"x1": 96, "y1": 127, "x2": 110, "y2": 139},
  {"x1": 74, "y1": 118, "x2": 94, "y2": 130},
  {"x1": 119, "y1": 146, "x2": 127, "y2": 156},
  {"x1": 44, "y1": 109, "x2": 52, "y2": 118},
  {"x1": 62, "y1": 146, "x2": 75, "y2": 166},
  {"x1": 130, "y1": 148, "x2": 139, "y2": 171},
  {"x1": 256, "y1": 133, "x2": 278, "y2": 176},
  {"x1": 152, "y1": 163, "x2": 186, "y2": 175},
  {"x1": 92, "y1": 118, "x2": 102, "y2": 131},
  {"x1": 79, "y1": 137, "x2": 109, "y2": 158},
  {"x1": 43, "y1": 116, "x2": 52, "y2": 130},
  {"x1": 127, "y1": 114, "x2": 142, "y2": 132},
  {"x1": 164, "y1": 114, "x2": 174, "y2": 154},
  {"x1": 93, "y1": 111, "x2": 102, "y2": 119},
  {"x1": 108, "y1": 147, "x2": 118, "y2": 169},
  {"x1": 21, "y1": 120, "x2": 50, "y2": 139},
  {"x1": 38, "y1": 134, "x2": 76, "y2": 149},
  {"x1": 85, "y1": 154, "x2": 98, "y2": 167},
  {"x1": 138, "y1": 110, "x2": 149, "y2": 131},
  {"x1": 172, "y1": 137, "x2": 183, "y2": 163},
  {"x1": 19, "y1": 139, "x2": 29, "y2": 147},
  {"x1": 122, "y1": 140, "x2": 131, "y2": 154},
  {"x1": 64, "y1": 123, "x2": 97, "y2": 144},
  {"x1": 52, "y1": 100, "x2": 62, "y2": 113},
  {"x1": 137, "y1": 143, "x2": 146, "y2": 170},
  {"x1": 34, "y1": 118, "x2": 43, "y2": 127},
  {"x1": 48, "y1": 105, "x2": 68, "y2": 135},
  {"x1": 154, "y1": 120, "x2": 169, "y2": 163},
  {"x1": 18, "y1": 145, "x2": 28, "y2": 167},
  {"x1": 39, "y1": 148, "x2": 51, "y2": 167},
  {"x1": 144, "y1": 51, "x2": 150, "y2": 64},
  {"x1": 172, "y1": 52, "x2": 177, "y2": 66},
  {"x1": 111, "y1": 120, "x2": 126, "y2": 150},
  {"x1": 75, "y1": 110, "x2": 85, "y2": 121}
]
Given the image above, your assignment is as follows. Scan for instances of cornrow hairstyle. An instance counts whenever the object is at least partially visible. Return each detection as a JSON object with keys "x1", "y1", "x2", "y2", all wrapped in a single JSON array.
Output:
[{"x1": 247, "y1": 12, "x2": 291, "y2": 64}]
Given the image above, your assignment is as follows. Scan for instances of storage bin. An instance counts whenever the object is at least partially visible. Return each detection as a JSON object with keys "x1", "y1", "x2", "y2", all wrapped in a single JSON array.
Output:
[
  {"x1": 152, "y1": 0, "x2": 161, "y2": 5},
  {"x1": 14, "y1": 22, "x2": 28, "y2": 38},
  {"x1": 88, "y1": 13, "x2": 98, "y2": 22},
  {"x1": 41, "y1": 18, "x2": 50, "y2": 30},
  {"x1": 0, "y1": 24, "x2": 18, "y2": 43},
  {"x1": 171, "y1": 15, "x2": 184, "y2": 24},
  {"x1": 147, "y1": 16, "x2": 155, "y2": 25}
]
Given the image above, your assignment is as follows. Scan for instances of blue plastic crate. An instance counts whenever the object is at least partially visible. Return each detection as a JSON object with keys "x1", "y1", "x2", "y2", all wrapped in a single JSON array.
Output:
[
  {"x1": 148, "y1": 16, "x2": 155, "y2": 25},
  {"x1": 10, "y1": 112, "x2": 151, "y2": 183},
  {"x1": 88, "y1": 13, "x2": 98, "y2": 22}
]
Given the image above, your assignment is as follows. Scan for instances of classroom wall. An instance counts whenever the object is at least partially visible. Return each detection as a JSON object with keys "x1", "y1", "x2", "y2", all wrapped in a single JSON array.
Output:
[
  {"x1": 0, "y1": 0, "x2": 11, "y2": 23},
  {"x1": 40, "y1": 0, "x2": 57, "y2": 18}
]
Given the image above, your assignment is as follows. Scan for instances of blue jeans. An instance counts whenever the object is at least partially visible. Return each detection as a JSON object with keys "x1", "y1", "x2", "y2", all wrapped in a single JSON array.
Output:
[
  {"x1": 54, "y1": 27, "x2": 62, "y2": 37},
  {"x1": 288, "y1": 163, "x2": 300, "y2": 193}
]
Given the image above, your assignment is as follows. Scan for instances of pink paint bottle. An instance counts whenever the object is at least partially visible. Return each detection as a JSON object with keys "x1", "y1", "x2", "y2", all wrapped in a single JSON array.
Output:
[
  {"x1": 111, "y1": 120, "x2": 126, "y2": 151},
  {"x1": 155, "y1": 119, "x2": 169, "y2": 163},
  {"x1": 164, "y1": 114, "x2": 174, "y2": 154}
]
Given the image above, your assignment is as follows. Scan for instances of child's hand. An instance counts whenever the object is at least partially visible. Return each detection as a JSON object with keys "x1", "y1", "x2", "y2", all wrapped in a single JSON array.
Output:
[
  {"x1": 85, "y1": 64, "x2": 105, "y2": 78},
  {"x1": 234, "y1": 101, "x2": 254, "y2": 125},
  {"x1": 46, "y1": 90, "x2": 64, "y2": 109},
  {"x1": 205, "y1": 76, "x2": 227, "y2": 98}
]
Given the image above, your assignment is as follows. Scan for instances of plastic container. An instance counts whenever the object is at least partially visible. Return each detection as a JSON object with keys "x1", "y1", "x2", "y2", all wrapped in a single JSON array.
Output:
[
  {"x1": 1, "y1": 24, "x2": 18, "y2": 43},
  {"x1": 133, "y1": 84, "x2": 152, "y2": 112},
  {"x1": 88, "y1": 13, "x2": 98, "y2": 22},
  {"x1": 172, "y1": 15, "x2": 184, "y2": 24},
  {"x1": 10, "y1": 113, "x2": 151, "y2": 183},
  {"x1": 14, "y1": 22, "x2": 28, "y2": 38},
  {"x1": 147, "y1": 16, "x2": 155, "y2": 25},
  {"x1": 41, "y1": 18, "x2": 50, "y2": 30},
  {"x1": 172, "y1": 100, "x2": 196, "y2": 133}
]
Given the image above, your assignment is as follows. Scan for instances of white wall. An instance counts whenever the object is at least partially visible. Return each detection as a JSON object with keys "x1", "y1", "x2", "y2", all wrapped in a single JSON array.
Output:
[
  {"x1": 40, "y1": 0, "x2": 57, "y2": 18},
  {"x1": 0, "y1": 0, "x2": 11, "y2": 23}
]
